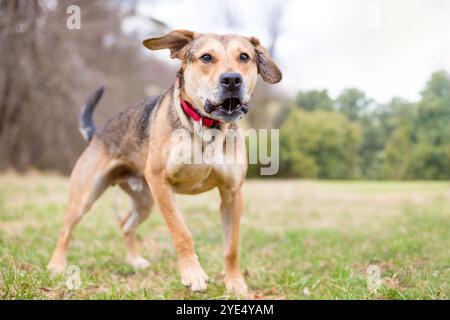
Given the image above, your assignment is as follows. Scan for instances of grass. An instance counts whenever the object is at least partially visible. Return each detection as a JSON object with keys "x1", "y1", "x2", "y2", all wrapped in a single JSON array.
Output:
[{"x1": 0, "y1": 173, "x2": 449, "y2": 299}]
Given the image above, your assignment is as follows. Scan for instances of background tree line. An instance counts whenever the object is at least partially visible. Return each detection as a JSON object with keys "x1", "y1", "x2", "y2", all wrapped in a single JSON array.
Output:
[
  {"x1": 272, "y1": 70, "x2": 450, "y2": 180},
  {"x1": 1, "y1": 1, "x2": 448, "y2": 180}
]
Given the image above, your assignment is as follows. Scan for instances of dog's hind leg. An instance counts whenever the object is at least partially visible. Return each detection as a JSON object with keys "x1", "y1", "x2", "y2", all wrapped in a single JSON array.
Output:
[
  {"x1": 118, "y1": 178, "x2": 153, "y2": 270},
  {"x1": 47, "y1": 143, "x2": 111, "y2": 274}
]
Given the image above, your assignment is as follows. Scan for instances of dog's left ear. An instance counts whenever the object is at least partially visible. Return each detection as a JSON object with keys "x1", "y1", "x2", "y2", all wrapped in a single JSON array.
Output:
[
  {"x1": 248, "y1": 36, "x2": 282, "y2": 84},
  {"x1": 143, "y1": 30, "x2": 195, "y2": 60}
]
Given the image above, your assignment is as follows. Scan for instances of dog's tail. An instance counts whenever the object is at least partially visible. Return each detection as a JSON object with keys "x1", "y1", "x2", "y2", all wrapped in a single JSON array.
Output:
[{"x1": 79, "y1": 86, "x2": 104, "y2": 142}]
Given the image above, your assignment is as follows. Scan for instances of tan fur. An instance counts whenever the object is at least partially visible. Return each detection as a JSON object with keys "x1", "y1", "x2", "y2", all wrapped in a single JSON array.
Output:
[{"x1": 48, "y1": 30, "x2": 281, "y2": 294}]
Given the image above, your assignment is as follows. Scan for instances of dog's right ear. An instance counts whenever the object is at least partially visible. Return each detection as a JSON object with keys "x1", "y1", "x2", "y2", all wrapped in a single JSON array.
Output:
[{"x1": 143, "y1": 30, "x2": 195, "y2": 60}]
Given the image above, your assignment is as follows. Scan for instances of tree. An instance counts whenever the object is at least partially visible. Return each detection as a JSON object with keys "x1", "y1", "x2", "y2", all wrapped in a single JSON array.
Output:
[
  {"x1": 359, "y1": 97, "x2": 415, "y2": 179},
  {"x1": 335, "y1": 88, "x2": 373, "y2": 121},
  {"x1": 358, "y1": 115, "x2": 385, "y2": 179},
  {"x1": 295, "y1": 90, "x2": 333, "y2": 111},
  {"x1": 383, "y1": 124, "x2": 412, "y2": 179},
  {"x1": 379, "y1": 71, "x2": 450, "y2": 180},
  {"x1": 409, "y1": 70, "x2": 450, "y2": 179},
  {"x1": 280, "y1": 109, "x2": 361, "y2": 178}
]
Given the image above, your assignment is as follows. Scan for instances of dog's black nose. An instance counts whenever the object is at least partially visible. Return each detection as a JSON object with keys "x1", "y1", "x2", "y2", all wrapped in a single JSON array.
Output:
[{"x1": 220, "y1": 73, "x2": 243, "y2": 91}]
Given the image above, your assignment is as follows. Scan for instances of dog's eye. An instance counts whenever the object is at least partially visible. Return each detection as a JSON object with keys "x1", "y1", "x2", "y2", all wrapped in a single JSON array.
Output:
[
  {"x1": 199, "y1": 54, "x2": 213, "y2": 63},
  {"x1": 239, "y1": 53, "x2": 250, "y2": 62}
]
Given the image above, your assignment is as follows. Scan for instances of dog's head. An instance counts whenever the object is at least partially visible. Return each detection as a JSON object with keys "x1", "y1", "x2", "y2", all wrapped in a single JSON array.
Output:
[{"x1": 143, "y1": 30, "x2": 282, "y2": 122}]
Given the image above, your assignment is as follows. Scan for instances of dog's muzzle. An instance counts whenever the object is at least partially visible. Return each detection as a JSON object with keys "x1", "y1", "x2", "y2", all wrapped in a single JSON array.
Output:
[{"x1": 204, "y1": 72, "x2": 249, "y2": 122}]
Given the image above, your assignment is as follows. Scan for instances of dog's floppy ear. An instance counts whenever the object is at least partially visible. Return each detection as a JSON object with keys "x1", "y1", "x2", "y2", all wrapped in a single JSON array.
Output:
[
  {"x1": 248, "y1": 36, "x2": 282, "y2": 84},
  {"x1": 143, "y1": 30, "x2": 195, "y2": 59}
]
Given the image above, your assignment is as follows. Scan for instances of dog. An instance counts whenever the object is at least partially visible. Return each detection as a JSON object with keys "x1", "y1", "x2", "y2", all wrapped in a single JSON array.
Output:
[{"x1": 47, "y1": 30, "x2": 282, "y2": 294}]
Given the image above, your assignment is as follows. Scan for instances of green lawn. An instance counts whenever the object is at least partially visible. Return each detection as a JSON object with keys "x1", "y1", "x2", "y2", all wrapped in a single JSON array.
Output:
[{"x1": 0, "y1": 174, "x2": 449, "y2": 299}]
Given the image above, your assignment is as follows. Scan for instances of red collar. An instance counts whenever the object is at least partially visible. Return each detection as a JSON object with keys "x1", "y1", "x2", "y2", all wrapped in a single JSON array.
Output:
[{"x1": 180, "y1": 99, "x2": 221, "y2": 128}]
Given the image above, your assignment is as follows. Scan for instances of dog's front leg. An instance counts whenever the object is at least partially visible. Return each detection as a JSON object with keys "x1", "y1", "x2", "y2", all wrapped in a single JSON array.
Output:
[
  {"x1": 145, "y1": 171, "x2": 209, "y2": 292},
  {"x1": 219, "y1": 186, "x2": 248, "y2": 294}
]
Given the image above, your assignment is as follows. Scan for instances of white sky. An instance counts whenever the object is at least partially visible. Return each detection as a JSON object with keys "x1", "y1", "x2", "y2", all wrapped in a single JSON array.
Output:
[{"x1": 135, "y1": 0, "x2": 450, "y2": 103}]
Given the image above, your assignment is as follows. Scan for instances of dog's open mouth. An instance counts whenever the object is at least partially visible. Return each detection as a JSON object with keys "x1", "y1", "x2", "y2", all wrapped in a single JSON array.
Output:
[
  {"x1": 205, "y1": 98, "x2": 249, "y2": 121},
  {"x1": 218, "y1": 98, "x2": 242, "y2": 114}
]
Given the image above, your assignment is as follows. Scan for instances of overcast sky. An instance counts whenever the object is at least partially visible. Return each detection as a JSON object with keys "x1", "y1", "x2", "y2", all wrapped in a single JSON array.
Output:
[{"x1": 135, "y1": 0, "x2": 450, "y2": 103}]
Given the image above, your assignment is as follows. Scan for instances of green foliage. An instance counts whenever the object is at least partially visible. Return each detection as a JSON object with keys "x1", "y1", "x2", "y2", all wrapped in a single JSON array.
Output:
[
  {"x1": 409, "y1": 71, "x2": 450, "y2": 179},
  {"x1": 336, "y1": 88, "x2": 373, "y2": 121},
  {"x1": 408, "y1": 144, "x2": 450, "y2": 179},
  {"x1": 381, "y1": 71, "x2": 450, "y2": 180},
  {"x1": 280, "y1": 71, "x2": 450, "y2": 180},
  {"x1": 280, "y1": 109, "x2": 361, "y2": 179},
  {"x1": 361, "y1": 98, "x2": 416, "y2": 179},
  {"x1": 383, "y1": 125, "x2": 412, "y2": 179},
  {"x1": 295, "y1": 89, "x2": 333, "y2": 111},
  {"x1": 281, "y1": 70, "x2": 450, "y2": 180},
  {"x1": 357, "y1": 116, "x2": 385, "y2": 179}
]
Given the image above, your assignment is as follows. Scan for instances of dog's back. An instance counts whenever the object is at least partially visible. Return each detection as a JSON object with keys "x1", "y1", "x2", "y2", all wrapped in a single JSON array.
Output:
[
  {"x1": 79, "y1": 88, "x2": 160, "y2": 171},
  {"x1": 95, "y1": 96, "x2": 159, "y2": 158}
]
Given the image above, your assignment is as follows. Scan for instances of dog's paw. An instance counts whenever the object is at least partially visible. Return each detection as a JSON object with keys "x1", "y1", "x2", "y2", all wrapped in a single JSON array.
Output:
[
  {"x1": 47, "y1": 259, "x2": 67, "y2": 275},
  {"x1": 127, "y1": 256, "x2": 150, "y2": 270},
  {"x1": 180, "y1": 259, "x2": 209, "y2": 292},
  {"x1": 225, "y1": 273, "x2": 248, "y2": 295}
]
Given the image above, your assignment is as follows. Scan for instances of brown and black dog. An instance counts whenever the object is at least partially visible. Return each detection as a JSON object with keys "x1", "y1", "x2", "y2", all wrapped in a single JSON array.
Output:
[{"x1": 47, "y1": 30, "x2": 282, "y2": 294}]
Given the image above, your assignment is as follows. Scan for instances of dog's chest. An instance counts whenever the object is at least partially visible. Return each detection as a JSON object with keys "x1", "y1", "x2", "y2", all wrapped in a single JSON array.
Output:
[
  {"x1": 168, "y1": 163, "x2": 215, "y2": 193},
  {"x1": 165, "y1": 131, "x2": 245, "y2": 194}
]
